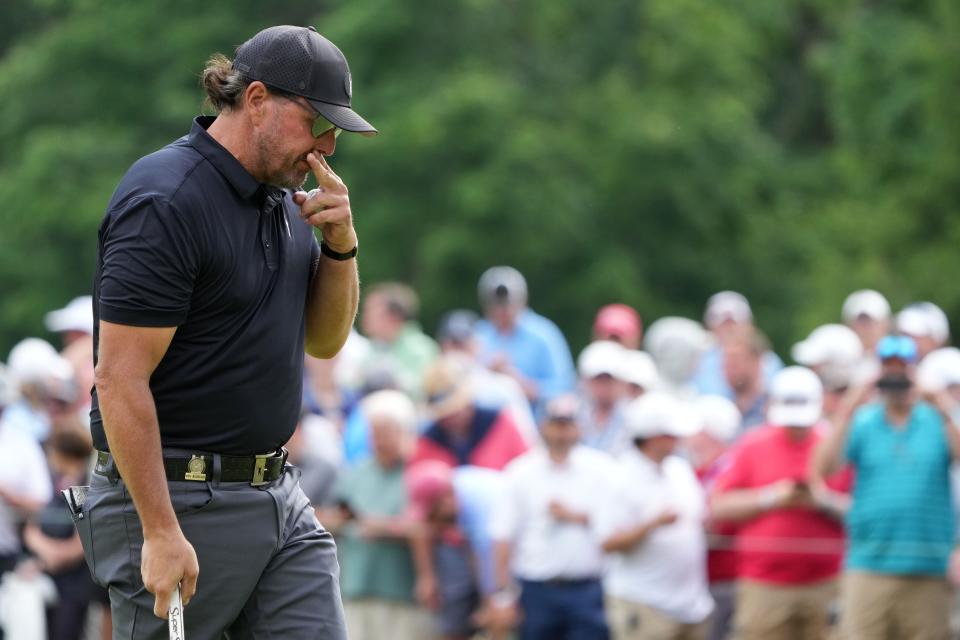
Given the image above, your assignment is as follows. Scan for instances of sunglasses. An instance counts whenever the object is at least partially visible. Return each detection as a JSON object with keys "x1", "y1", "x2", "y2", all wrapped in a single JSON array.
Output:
[{"x1": 279, "y1": 93, "x2": 342, "y2": 138}]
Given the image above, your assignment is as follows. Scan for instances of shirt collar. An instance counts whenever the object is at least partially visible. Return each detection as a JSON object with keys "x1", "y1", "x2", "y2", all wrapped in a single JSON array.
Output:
[{"x1": 188, "y1": 116, "x2": 262, "y2": 202}]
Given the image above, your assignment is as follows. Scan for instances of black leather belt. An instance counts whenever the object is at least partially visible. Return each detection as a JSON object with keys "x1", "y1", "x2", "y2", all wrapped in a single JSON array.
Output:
[{"x1": 95, "y1": 449, "x2": 287, "y2": 486}]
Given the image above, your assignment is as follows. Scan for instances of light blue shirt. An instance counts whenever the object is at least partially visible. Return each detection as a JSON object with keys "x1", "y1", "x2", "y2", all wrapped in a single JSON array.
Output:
[
  {"x1": 693, "y1": 346, "x2": 783, "y2": 399},
  {"x1": 453, "y1": 467, "x2": 507, "y2": 595},
  {"x1": 475, "y1": 309, "x2": 575, "y2": 407},
  {"x1": 844, "y1": 402, "x2": 954, "y2": 576}
]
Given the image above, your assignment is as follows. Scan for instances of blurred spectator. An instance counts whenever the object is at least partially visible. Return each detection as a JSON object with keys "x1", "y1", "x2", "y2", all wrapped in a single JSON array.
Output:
[
  {"x1": 489, "y1": 395, "x2": 612, "y2": 640},
  {"x1": 0, "y1": 561, "x2": 58, "y2": 640},
  {"x1": 620, "y1": 350, "x2": 659, "y2": 401},
  {"x1": 339, "y1": 366, "x2": 401, "y2": 466},
  {"x1": 687, "y1": 395, "x2": 741, "y2": 640},
  {"x1": 0, "y1": 402, "x2": 53, "y2": 587},
  {"x1": 792, "y1": 323, "x2": 865, "y2": 422},
  {"x1": 410, "y1": 356, "x2": 529, "y2": 471},
  {"x1": 359, "y1": 282, "x2": 439, "y2": 397},
  {"x1": 841, "y1": 290, "x2": 889, "y2": 389},
  {"x1": 897, "y1": 302, "x2": 951, "y2": 361},
  {"x1": 23, "y1": 429, "x2": 96, "y2": 640},
  {"x1": 593, "y1": 304, "x2": 643, "y2": 350},
  {"x1": 644, "y1": 317, "x2": 710, "y2": 400},
  {"x1": 45, "y1": 296, "x2": 95, "y2": 423},
  {"x1": 711, "y1": 367, "x2": 849, "y2": 640},
  {"x1": 436, "y1": 310, "x2": 538, "y2": 444},
  {"x1": 813, "y1": 335, "x2": 960, "y2": 638},
  {"x1": 318, "y1": 390, "x2": 429, "y2": 640},
  {"x1": 286, "y1": 417, "x2": 340, "y2": 510},
  {"x1": 44, "y1": 296, "x2": 93, "y2": 348},
  {"x1": 577, "y1": 341, "x2": 629, "y2": 455},
  {"x1": 598, "y1": 392, "x2": 713, "y2": 640},
  {"x1": 474, "y1": 266, "x2": 576, "y2": 408},
  {"x1": 842, "y1": 289, "x2": 891, "y2": 355},
  {"x1": 3, "y1": 338, "x2": 74, "y2": 443},
  {"x1": 303, "y1": 353, "x2": 349, "y2": 426},
  {"x1": 722, "y1": 328, "x2": 772, "y2": 430},
  {"x1": 693, "y1": 292, "x2": 783, "y2": 398},
  {"x1": 406, "y1": 462, "x2": 507, "y2": 640}
]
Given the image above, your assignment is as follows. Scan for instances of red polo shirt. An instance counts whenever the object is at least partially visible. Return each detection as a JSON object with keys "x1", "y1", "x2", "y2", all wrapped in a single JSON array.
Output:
[{"x1": 712, "y1": 423, "x2": 851, "y2": 585}]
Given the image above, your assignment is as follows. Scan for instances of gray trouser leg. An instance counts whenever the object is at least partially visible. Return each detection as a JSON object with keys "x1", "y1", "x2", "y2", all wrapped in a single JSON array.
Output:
[
  {"x1": 226, "y1": 470, "x2": 347, "y2": 639},
  {"x1": 78, "y1": 467, "x2": 346, "y2": 639}
]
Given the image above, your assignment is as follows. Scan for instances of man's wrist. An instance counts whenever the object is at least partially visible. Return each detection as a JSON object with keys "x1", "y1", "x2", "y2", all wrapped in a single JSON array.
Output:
[{"x1": 320, "y1": 241, "x2": 358, "y2": 261}]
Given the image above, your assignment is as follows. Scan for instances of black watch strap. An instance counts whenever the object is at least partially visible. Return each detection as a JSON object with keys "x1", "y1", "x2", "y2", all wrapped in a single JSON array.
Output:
[{"x1": 320, "y1": 242, "x2": 358, "y2": 261}]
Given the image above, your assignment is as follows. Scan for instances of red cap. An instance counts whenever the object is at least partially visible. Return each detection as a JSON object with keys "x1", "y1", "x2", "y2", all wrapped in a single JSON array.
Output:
[
  {"x1": 405, "y1": 461, "x2": 455, "y2": 522},
  {"x1": 593, "y1": 304, "x2": 642, "y2": 345}
]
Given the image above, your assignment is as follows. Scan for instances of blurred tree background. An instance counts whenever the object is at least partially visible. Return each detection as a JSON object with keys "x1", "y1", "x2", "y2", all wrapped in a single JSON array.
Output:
[{"x1": 0, "y1": 0, "x2": 957, "y2": 357}]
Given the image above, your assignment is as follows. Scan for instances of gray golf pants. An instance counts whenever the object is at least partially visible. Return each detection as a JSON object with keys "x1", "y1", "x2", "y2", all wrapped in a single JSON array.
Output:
[{"x1": 73, "y1": 465, "x2": 347, "y2": 639}]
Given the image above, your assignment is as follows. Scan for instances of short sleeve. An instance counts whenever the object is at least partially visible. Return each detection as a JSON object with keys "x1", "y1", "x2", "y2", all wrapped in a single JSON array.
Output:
[
  {"x1": 98, "y1": 196, "x2": 200, "y2": 327},
  {"x1": 712, "y1": 444, "x2": 753, "y2": 493}
]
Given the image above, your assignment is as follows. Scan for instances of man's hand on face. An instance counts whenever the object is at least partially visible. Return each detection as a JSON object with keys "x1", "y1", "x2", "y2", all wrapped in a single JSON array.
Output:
[{"x1": 292, "y1": 153, "x2": 357, "y2": 253}]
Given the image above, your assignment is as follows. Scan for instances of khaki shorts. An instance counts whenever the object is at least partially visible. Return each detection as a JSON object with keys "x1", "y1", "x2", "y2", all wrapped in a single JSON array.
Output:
[
  {"x1": 606, "y1": 596, "x2": 709, "y2": 640},
  {"x1": 733, "y1": 578, "x2": 836, "y2": 640},
  {"x1": 343, "y1": 598, "x2": 434, "y2": 640},
  {"x1": 839, "y1": 571, "x2": 951, "y2": 640}
]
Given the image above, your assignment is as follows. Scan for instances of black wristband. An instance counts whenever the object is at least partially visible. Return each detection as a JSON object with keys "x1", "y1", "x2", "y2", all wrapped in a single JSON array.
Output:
[{"x1": 320, "y1": 242, "x2": 358, "y2": 261}]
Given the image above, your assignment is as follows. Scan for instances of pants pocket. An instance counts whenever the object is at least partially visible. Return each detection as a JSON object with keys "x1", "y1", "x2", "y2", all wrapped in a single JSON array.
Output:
[{"x1": 63, "y1": 486, "x2": 96, "y2": 579}]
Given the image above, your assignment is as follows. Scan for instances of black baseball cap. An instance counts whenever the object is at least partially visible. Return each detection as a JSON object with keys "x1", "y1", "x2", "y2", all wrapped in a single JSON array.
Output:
[{"x1": 233, "y1": 25, "x2": 377, "y2": 136}]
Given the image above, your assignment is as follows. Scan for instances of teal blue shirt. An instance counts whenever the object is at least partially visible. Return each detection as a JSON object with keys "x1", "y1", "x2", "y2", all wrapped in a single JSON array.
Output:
[{"x1": 844, "y1": 402, "x2": 954, "y2": 576}]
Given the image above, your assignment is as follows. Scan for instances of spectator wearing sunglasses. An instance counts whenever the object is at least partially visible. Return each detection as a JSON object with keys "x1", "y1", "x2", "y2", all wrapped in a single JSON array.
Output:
[
  {"x1": 813, "y1": 335, "x2": 960, "y2": 638},
  {"x1": 488, "y1": 395, "x2": 614, "y2": 640}
]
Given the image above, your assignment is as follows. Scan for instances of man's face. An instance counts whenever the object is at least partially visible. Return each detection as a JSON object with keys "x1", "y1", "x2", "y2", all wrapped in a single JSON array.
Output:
[
  {"x1": 723, "y1": 343, "x2": 761, "y2": 393},
  {"x1": 586, "y1": 374, "x2": 623, "y2": 407},
  {"x1": 541, "y1": 417, "x2": 580, "y2": 453},
  {"x1": 370, "y1": 417, "x2": 404, "y2": 467},
  {"x1": 253, "y1": 94, "x2": 338, "y2": 189},
  {"x1": 850, "y1": 315, "x2": 888, "y2": 351},
  {"x1": 360, "y1": 293, "x2": 403, "y2": 342},
  {"x1": 485, "y1": 302, "x2": 521, "y2": 332}
]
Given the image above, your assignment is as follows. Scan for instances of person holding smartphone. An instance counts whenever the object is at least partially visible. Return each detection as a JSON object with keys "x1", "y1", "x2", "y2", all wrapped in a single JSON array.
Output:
[
  {"x1": 710, "y1": 367, "x2": 851, "y2": 640},
  {"x1": 812, "y1": 335, "x2": 960, "y2": 639}
]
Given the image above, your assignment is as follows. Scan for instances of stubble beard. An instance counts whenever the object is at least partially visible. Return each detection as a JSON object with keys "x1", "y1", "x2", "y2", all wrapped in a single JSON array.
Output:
[{"x1": 255, "y1": 121, "x2": 309, "y2": 190}]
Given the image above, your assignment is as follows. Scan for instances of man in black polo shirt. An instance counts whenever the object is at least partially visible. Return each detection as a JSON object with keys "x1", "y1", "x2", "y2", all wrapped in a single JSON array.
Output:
[{"x1": 73, "y1": 25, "x2": 374, "y2": 638}]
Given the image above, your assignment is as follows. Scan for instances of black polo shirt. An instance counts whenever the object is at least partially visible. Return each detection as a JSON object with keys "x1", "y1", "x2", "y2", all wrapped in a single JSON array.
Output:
[{"x1": 90, "y1": 116, "x2": 320, "y2": 455}]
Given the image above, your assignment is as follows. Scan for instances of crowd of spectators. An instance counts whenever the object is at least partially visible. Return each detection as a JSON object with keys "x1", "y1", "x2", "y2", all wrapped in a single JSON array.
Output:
[{"x1": 2, "y1": 268, "x2": 960, "y2": 640}]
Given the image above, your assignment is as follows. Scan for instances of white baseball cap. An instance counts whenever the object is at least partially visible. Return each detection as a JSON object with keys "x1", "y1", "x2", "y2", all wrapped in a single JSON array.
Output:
[
  {"x1": 578, "y1": 340, "x2": 626, "y2": 379},
  {"x1": 619, "y1": 350, "x2": 659, "y2": 390},
  {"x1": 692, "y1": 395, "x2": 741, "y2": 443},
  {"x1": 7, "y1": 338, "x2": 73, "y2": 387},
  {"x1": 897, "y1": 302, "x2": 950, "y2": 344},
  {"x1": 842, "y1": 289, "x2": 891, "y2": 323},
  {"x1": 624, "y1": 391, "x2": 697, "y2": 439},
  {"x1": 917, "y1": 347, "x2": 960, "y2": 393},
  {"x1": 44, "y1": 296, "x2": 94, "y2": 335},
  {"x1": 767, "y1": 366, "x2": 823, "y2": 428},
  {"x1": 704, "y1": 291, "x2": 752, "y2": 328},
  {"x1": 791, "y1": 324, "x2": 863, "y2": 367}
]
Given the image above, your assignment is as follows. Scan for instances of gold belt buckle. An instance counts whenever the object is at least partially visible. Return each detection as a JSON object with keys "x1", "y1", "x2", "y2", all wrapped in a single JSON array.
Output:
[
  {"x1": 251, "y1": 454, "x2": 270, "y2": 486},
  {"x1": 184, "y1": 455, "x2": 207, "y2": 482}
]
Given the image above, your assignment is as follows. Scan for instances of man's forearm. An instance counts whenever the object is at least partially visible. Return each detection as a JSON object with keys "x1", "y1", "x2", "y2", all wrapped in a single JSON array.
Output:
[
  {"x1": 96, "y1": 373, "x2": 178, "y2": 538},
  {"x1": 304, "y1": 255, "x2": 359, "y2": 358},
  {"x1": 710, "y1": 489, "x2": 772, "y2": 523}
]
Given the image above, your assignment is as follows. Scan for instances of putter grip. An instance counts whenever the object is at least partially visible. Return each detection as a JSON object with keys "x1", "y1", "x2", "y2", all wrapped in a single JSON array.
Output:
[{"x1": 169, "y1": 584, "x2": 185, "y2": 640}]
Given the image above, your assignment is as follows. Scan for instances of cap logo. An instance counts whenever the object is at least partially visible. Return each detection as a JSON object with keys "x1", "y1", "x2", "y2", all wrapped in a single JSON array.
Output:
[{"x1": 345, "y1": 72, "x2": 352, "y2": 99}]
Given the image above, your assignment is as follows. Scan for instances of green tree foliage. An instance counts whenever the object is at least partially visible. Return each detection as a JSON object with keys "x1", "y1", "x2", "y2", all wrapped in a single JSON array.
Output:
[{"x1": 0, "y1": 0, "x2": 956, "y2": 357}]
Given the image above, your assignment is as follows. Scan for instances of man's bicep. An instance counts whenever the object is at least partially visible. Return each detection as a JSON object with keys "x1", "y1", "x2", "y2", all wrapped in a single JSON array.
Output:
[{"x1": 97, "y1": 320, "x2": 177, "y2": 381}]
